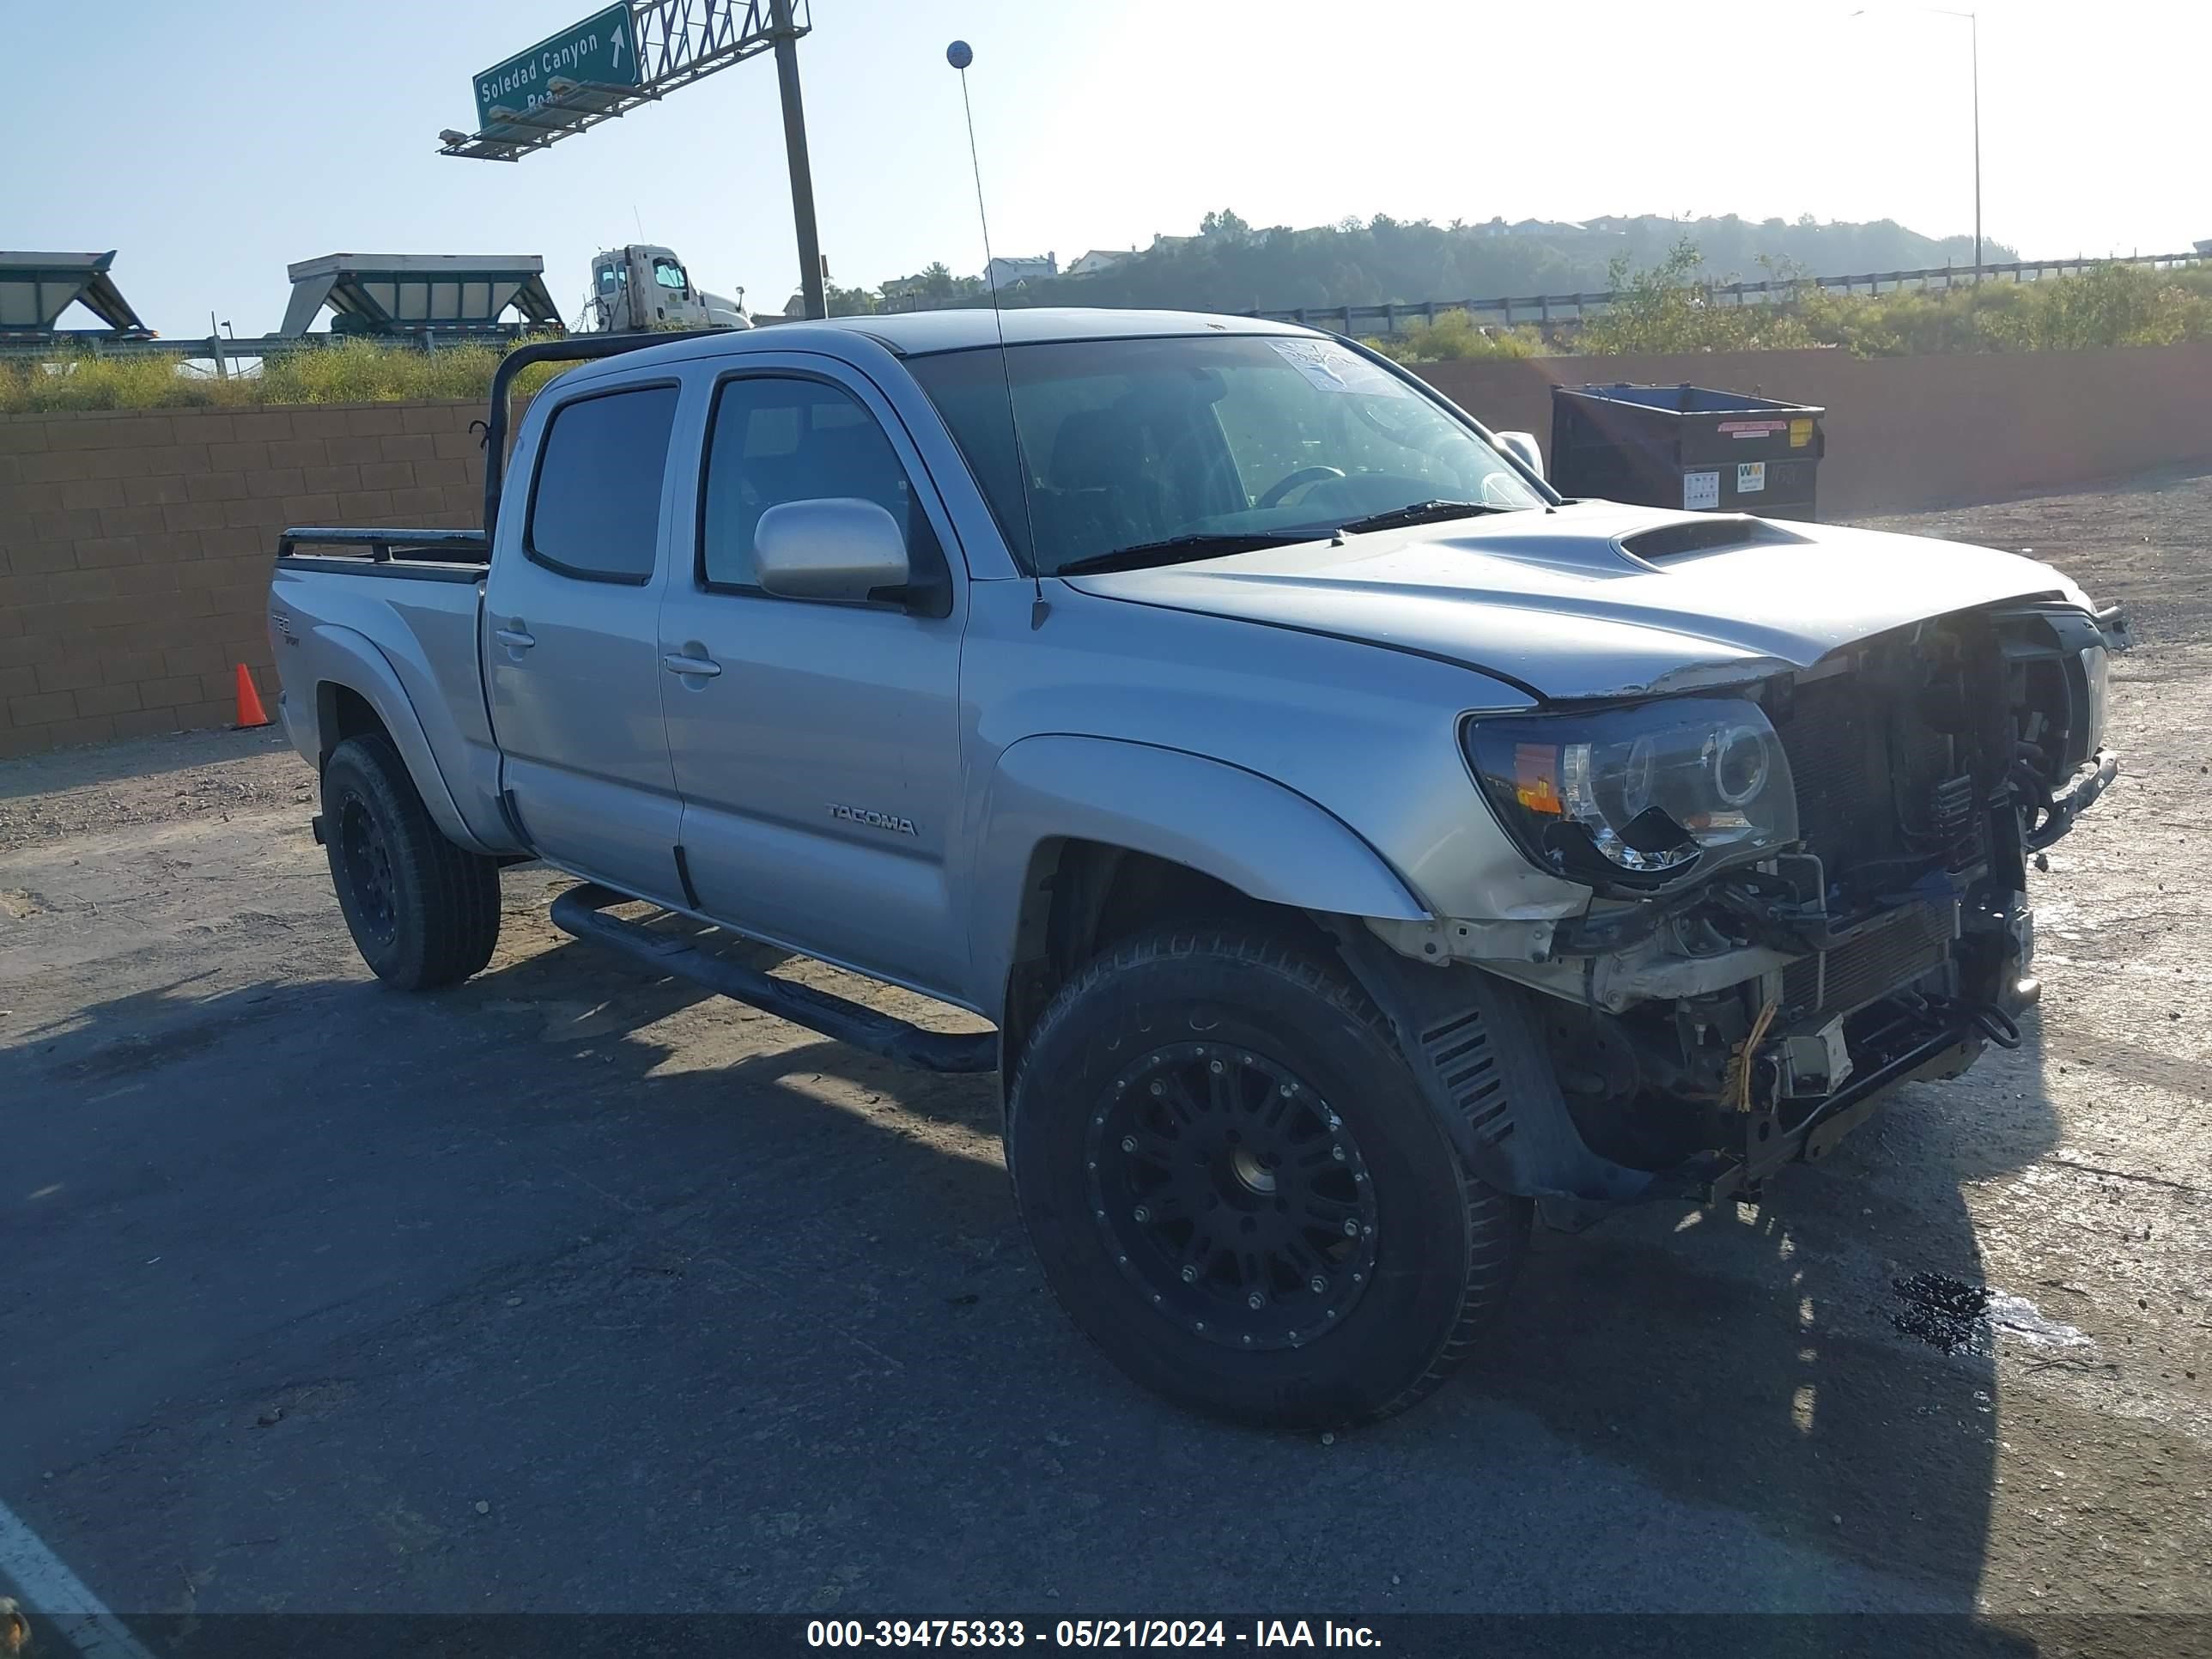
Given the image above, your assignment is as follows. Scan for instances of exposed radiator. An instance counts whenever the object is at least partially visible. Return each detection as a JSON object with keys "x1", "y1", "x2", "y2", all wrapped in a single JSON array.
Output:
[{"x1": 1782, "y1": 902, "x2": 1956, "y2": 1022}]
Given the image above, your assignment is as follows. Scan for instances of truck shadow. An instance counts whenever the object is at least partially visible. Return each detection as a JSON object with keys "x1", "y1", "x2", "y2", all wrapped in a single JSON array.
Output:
[
  {"x1": 1461, "y1": 1025, "x2": 2065, "y2": 1615},
  {"x1": 5, "y1": 931, "x2": 2058, "y2": 1621}
]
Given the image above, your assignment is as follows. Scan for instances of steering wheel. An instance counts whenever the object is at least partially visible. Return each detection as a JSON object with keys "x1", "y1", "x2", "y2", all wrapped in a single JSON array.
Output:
[{"x1": 1258, "y1": 465, "x2": 1347, "y2": 509}]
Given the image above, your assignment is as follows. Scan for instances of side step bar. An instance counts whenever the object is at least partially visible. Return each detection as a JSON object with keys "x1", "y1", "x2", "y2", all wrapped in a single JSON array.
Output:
[{"x1": 548, "y1": 883, "x2": 998, "y2": 1075}]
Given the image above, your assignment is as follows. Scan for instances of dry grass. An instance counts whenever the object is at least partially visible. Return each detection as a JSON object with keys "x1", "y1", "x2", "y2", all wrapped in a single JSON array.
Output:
[{"x1": 0, "y1": 337, "x2": 573, "y2": 414}]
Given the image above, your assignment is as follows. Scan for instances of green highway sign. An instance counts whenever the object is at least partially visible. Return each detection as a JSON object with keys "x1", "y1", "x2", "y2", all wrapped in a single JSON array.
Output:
[{"x1": 474, "y1": 3, "x2": 641, "y2": 131}]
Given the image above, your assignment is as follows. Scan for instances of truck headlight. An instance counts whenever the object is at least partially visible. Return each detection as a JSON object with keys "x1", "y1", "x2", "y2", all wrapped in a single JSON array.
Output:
[{"x1": 1463, "y1": 697, "x2": 1798, "y2": 889}]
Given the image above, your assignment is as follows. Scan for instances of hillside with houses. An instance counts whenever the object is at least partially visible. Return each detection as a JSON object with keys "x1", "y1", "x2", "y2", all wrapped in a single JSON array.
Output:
[{"x1": 803, "y1": 210, "x2": 2008, "y2": 317}]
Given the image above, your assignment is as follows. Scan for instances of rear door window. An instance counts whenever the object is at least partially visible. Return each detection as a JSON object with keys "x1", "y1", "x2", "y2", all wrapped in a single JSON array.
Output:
[{"x1": 526, "y1": 385, "x2": 679, "y2": 583}]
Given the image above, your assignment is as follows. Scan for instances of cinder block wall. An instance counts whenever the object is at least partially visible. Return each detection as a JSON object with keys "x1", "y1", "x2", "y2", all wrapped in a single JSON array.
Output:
[
  {"x1": 7, "y1": 345, "x2": 2212, "y2": 759},
  {"x1": 0, "y1": 402, "x2": 486, "y2": 757}
]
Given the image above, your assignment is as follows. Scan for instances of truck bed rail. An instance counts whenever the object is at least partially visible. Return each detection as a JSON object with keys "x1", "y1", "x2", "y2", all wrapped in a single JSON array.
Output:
[{"x1": 276, "y1": 526, "x2": 489, "y2": 582}]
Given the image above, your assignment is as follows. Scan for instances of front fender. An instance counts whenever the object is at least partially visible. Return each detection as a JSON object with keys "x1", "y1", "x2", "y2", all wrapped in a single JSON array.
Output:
[
  {"x1": 304, "y1": 623, "x2": 495, "y2": 855},
  {"x1": 968, "y1": 734, "x2": 1430, "y2": 1010}
]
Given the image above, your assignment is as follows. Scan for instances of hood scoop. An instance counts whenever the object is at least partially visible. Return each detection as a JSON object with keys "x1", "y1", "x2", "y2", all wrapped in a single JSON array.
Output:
[{"x1": 1620, "y1": 515, "x2": 1809, "y2": 564}]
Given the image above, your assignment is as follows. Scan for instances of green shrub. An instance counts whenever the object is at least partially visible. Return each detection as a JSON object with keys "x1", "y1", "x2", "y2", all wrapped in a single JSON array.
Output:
[
  {"x1": 1571, "y1": 238, "x2": 1819, "y2": 355},
  {"x1": 1565, "y1": 245, "x2": 2212, "y2": 359},
  {"x1": 1365, "y1": 309, "x2": 1542, "y2": 363}
]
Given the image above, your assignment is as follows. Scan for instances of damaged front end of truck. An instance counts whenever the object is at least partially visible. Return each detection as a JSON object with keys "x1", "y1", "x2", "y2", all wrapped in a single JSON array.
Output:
[{"x1": 1370, "y1": 593, "x2": 2128, "y2": 1213}]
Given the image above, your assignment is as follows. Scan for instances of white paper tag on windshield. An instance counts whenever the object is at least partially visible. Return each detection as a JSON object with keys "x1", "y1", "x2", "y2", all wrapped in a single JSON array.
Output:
[
  {"x1": 1683, "y1": 470, "x2": 1720, "y2": 510},
  {"x1": 1266, "y1": 337, "x2": 1405, "y2": 397}
]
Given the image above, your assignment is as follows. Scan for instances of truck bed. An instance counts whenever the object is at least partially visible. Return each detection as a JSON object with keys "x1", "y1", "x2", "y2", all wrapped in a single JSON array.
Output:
[{"x1": 269, "y1": 526, "x2": 515, "y2": 856}]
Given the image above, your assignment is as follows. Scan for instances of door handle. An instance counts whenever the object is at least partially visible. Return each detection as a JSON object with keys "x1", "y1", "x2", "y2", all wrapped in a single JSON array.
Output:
[
  {"x1": 661, "y1": 653, "x2": 722, "y2": 678},
  {"x1": 495, "y1": 627, "x2": 536, "y2": 649}
]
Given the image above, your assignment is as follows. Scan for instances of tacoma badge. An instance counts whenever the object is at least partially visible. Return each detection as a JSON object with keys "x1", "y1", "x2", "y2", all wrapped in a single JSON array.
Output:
[{"x1": 830, "y1": 803, "x2": 918, "y2": 836}]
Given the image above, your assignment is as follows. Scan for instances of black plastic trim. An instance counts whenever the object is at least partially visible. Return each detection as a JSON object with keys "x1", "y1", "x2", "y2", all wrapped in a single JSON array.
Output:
[{"x1": 1324, "y1": 919, "x2": 1659, "y2": 1204}]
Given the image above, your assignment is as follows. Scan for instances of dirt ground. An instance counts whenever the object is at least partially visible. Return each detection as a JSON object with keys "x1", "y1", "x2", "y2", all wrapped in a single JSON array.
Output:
[{"x1": 3, "y1": 474, "x2": 2209, "y2": 1644}]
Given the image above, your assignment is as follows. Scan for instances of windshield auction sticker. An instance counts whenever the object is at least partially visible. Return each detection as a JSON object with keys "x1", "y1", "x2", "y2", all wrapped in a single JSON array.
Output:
[{"x1": 1266, "y1": 337, "x2": 1405, "y2": 397}]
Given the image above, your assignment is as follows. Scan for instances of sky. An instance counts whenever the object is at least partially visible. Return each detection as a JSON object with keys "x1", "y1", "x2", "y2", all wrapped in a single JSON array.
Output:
[{"x1": 4, "y1": 0, "x2": 2202, "y2": 337}]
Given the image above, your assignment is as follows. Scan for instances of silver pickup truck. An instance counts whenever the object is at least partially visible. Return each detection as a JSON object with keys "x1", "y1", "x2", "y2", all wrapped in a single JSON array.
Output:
[{"x1": 270, "y1": 308, "x2": 2124, "y2": 1430}]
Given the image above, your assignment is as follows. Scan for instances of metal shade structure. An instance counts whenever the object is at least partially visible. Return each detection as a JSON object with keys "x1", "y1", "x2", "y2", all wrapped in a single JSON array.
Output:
[
  {"x1": 0, "y1": 251, "x2": 151, "y2": 339},
  {"x1": 441, "y1": 0, "x2": 810, "y2": 162},
  {"x1": 281, "y1": 253, "x2": 564, "y2": 338}
]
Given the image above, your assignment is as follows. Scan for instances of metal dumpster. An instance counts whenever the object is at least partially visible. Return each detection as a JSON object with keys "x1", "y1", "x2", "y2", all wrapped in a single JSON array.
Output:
[{"x1": 1549, "y1": 383, "x2": 1826, "y2": 521}]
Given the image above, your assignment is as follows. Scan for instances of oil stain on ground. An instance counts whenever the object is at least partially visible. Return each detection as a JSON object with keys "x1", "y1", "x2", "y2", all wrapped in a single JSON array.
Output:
[{"x1": 1892, "y1": 1273, "x2": 2095, "y2": 1356}]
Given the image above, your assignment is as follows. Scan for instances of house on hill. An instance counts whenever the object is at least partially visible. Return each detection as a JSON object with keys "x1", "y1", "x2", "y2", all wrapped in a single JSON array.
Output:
[
  {"x1": 1066, "y1": 248, "x2": 1135, "y2": 278},
  {"x1": 985, "y1": 252, "x2": 1057, "y2": 287}
]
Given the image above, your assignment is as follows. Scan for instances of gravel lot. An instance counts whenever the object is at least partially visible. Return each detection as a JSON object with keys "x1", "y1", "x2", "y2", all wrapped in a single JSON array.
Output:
[{"x1": 3, "y1": 476, "x2": 2209, "y2": 1645}]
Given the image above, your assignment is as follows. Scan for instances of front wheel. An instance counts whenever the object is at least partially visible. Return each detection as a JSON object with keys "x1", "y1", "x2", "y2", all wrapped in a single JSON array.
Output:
[
  {"x1": 1007, "y1": 927, "x2": 1528, "y2": 1431},
  {"x1": 321, "y1": 732, "x2": 501, "y2": 991}
]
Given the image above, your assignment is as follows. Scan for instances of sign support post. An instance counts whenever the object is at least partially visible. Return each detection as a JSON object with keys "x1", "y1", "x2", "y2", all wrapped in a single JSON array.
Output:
[{"x1": 769, "y1": 0, "x2": 825, "y2": 320}]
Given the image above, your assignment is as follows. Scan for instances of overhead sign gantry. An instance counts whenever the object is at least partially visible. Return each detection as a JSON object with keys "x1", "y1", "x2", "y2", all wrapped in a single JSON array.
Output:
[{"x1": 439, "y1": 0, "x2": 824, "y2": 319}]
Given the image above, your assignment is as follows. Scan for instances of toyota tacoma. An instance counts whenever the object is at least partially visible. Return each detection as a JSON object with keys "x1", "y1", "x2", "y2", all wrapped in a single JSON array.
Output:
[{"x1": 267, "y1": 310, "x2": 2125, "y2": 1430}]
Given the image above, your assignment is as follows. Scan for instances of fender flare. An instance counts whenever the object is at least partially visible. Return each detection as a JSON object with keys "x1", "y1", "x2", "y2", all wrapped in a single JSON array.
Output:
[
  {"x1": 308, "y1": 623, "x2": 493, "y2": 855},
  {"x1": 969, "y1": 733, "x2": 1430, "y2": 1015}
]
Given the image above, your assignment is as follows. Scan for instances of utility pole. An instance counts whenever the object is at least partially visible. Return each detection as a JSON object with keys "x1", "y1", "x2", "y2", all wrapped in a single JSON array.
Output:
[
  {"x1": 770, "y1": 0, "x2": 826, "y2": 320},
  {"x1": 1848, "y1": 8, "x2": 1982, "y2": 283},
  {"x1": 1968, "y1": 9, "x2": 1982, "y2": 283}
]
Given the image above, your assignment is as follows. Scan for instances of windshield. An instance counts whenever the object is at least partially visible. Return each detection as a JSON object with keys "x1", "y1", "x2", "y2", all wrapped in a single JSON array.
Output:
[{"x1": 908, "y1": 334, "x2": 1547, "y2": 575}]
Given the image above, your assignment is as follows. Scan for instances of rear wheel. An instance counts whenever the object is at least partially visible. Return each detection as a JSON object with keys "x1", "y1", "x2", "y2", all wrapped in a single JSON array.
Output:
[
  {"x1": 1007, "y1": 927, "x2": 1528, "y2": 1430},
  {"x1": 321, "y1": 733, "x2": 501, "y2": 990}
]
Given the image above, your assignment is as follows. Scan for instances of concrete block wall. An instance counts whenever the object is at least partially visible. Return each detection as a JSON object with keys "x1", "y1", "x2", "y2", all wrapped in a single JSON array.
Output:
[
  {"x1": 5, "y1": 344, "x2": 2212, "y2": 759},
  {"x1": 0, "y1": 401, "x2": 487, "y2": 758}
]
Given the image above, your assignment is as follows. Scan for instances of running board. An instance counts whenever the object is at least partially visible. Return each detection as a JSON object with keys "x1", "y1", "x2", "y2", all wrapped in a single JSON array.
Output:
[{"x1": 548, "y1": 883, "x2": 998, "y2": 1074}]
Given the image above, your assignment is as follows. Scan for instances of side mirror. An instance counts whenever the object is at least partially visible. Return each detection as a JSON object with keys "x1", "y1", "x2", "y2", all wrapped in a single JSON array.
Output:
[
  {"x1": 754, "y1": 497, "x2": 912, "y2": 605},
  {"x1": 1494, "y1": 430, "x2": 1545, "y2": 481}
]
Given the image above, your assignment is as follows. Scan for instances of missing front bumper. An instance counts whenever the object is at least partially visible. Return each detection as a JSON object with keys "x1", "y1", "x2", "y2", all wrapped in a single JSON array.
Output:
[{"x1": 1692, "y1": 1007, "x2": 1987, "y2": 1205}]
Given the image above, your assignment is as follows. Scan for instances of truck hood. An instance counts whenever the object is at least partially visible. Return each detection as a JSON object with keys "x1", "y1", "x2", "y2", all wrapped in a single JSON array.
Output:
[{"x1": 1062, "y1": 501, "x2": 2086, "y2": 699}]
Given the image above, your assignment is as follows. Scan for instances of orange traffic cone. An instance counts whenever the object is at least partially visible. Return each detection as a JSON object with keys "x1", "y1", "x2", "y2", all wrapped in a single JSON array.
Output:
[{"x1": 233, "y1": 664, "x2": 270, "y2": 729}]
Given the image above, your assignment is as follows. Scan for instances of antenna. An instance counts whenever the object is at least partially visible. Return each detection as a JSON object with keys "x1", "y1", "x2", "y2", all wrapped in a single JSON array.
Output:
[
  {"x1": 947, "y1": 39, "x2": 1047, "y2": 627},
  {"x1": 632, "y1": 204, "x2": 647, "y2": 243}
]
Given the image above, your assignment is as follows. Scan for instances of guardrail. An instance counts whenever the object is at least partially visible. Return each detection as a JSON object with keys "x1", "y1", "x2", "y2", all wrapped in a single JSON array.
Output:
[{"x1": 1244, "y1": 251, "x2": 2209, "y2": 337}]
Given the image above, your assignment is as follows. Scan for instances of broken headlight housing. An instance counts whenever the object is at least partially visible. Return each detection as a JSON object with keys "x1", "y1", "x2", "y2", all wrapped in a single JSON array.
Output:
[{"x1": 1464, "y1": 696, "x2": 1797, "y2": 890}]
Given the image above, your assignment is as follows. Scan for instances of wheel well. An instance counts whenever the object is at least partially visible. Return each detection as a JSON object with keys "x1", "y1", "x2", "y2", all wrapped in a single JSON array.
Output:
[
  {"x1": 999, "y1": 839, "x2": 1328, "y2": 1091},
  {"x1": 317, "y1": 683, "x2": 389, "y2": 769}
]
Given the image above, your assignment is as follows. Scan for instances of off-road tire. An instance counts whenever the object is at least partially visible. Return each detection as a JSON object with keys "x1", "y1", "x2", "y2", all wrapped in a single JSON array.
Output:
[
  {"x1": 1006, "y1": 927, "x2": 1529, "y2": 1431},
  {"x1": 321, "y1": 732, "x2": 501, "y2": 991}
]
